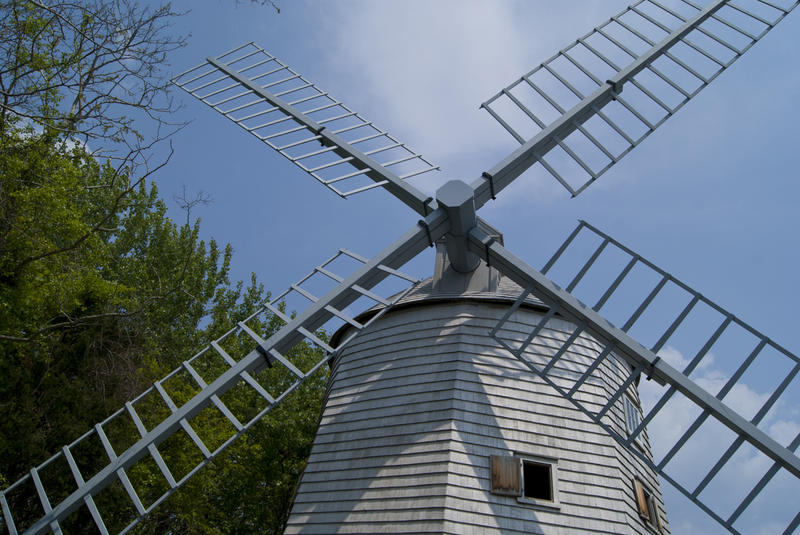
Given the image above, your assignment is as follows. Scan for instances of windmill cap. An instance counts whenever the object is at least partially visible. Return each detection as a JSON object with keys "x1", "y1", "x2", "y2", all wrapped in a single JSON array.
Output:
[{"x1": 328, "y1": 261, "x2": 547, "y2": 354}]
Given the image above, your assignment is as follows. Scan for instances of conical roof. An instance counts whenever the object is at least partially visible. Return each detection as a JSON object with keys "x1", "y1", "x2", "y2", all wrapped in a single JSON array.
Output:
[
  {"x1": 330, "y1": 251, "x2": 547, "y2": 351},
  {"x1": 390, "y1": 270, "x2": 546, "y2": 309}
]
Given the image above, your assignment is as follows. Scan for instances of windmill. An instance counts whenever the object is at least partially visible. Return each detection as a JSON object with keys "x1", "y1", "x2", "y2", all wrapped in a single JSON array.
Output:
[{"x1": 2, "y1": 0, "x2": 800, "y2": 533}]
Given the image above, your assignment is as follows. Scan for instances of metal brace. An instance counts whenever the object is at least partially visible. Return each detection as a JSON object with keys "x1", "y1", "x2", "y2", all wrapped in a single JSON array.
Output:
[
  {"x1": 313, "y1": 124, "x2": 328, "y2": 146},
  {"x1": 254, "y1": 344, "x2": 276, "y2": 368},
  {"x1": 482, "y1": 171, "x2": 497, "y2": 200},
  {"x1": 646, "y1": 355, "x2": 661, "y2": 381},
  {"x1": 606, "y1": 79, "x2": 624, "y2": 100},
  {"x1": 422, "y1": 196, "x2": 434, "y2": 216},
  {"x1": 418, "y1": 219, "x2": 434, "y2": 247},
  {"x1": 483, "y1": 236, "x2": 496, "y2": 267}
]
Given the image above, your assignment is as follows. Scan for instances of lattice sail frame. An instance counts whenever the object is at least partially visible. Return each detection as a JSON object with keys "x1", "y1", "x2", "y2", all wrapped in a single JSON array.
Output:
[
  {"x1": 480, "y1": 0, "x2": 798, "y2": 197},
  {"x1": 172, "y1": 43, "x2": 438, "y2": 210},
  {"x1": 478, "y1": 222, "x2": 800, "y2": 535},
  {"x1": 0, "y1": 236, "x2": 431, "y2": 535}
]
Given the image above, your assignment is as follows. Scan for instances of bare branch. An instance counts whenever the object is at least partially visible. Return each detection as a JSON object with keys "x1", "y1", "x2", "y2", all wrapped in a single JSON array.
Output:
[
  {"x1": 0, "y1": 0, "x2": 187, "y2": 157},
  {"x1": 0, "y1": 334, "x2": 31, "y2": 342},
  {"x1": 237, "y1": 0, "x2": 280, "y2": 13},
  {"x1": 174, "y1": 185, "x2": 213, "y2": 227}
]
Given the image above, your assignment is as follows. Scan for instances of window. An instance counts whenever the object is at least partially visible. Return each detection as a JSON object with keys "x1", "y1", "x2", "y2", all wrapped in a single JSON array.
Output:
[
  {"x1": 522, "y1": 459, "x2": 554, "y2": 501},
  {"x1": 624, "y1": 395, "x2": 645, "y2": 448},
  {"x1": 490, "y1": 454, "x2": 559, "y2": 508},
  {"x1": 633, "y1": 478, "x2": 663, "y2": 532}
]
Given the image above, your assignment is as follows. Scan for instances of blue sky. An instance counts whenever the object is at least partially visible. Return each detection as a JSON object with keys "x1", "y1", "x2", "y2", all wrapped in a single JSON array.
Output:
[{"x1": 149, "y1": 1, "x2": 800, "y2": 533}]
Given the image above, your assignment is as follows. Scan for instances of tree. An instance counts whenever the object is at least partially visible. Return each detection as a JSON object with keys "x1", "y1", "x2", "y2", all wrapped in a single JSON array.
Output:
[
  {"x1": 0, "y1": 0, "x2": 187, "y2": 336},
  {"x1": 0, "y1": 0, "x2": 185, "y2": 146},
  {"x1": 0, "y1": 114, "x2": 328, "y2": 535},
  {"x1": 132, "y1": 277, "x2": 328, "y2": 535},
  {"x1": 0, "y1": 124, "x2": 214, "y2": 520},
  {"x1": 0, "y1": 0, "x2": 186, "y2": 272},
  {"x1": 0, "y1": 2, "x2": 327, "y2": 533}
]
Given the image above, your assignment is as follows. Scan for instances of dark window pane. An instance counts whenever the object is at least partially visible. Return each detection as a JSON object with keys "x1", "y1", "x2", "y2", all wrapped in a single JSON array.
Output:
[{"x1": 523, "y1": 461, "x2": 552, "y2": 501}]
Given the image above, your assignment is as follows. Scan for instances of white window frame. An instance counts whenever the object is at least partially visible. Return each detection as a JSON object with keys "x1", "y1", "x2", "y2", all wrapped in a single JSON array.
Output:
[
  {"x1": 624, "y1": 394, "x2": 645, "y2": 449},
  {"x1": 517, "y1": 455, "x2": 560, "y2": 509}
]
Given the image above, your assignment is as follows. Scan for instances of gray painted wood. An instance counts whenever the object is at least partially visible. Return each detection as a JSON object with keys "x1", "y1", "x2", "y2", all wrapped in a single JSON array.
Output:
[{"x1": 285, "y1": 286, "x2": 668, "y2": 534}]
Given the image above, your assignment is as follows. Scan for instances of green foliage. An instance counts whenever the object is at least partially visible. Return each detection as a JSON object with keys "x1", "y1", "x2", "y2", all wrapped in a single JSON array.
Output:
[
  {"x1": 0, "y1": 95, "x2": 331, "y2": 535},
  {"x1": 1, "y1": 2, "x2": 327, "y2": 533},
  {"x1": 0, "y1": 124, "x2": 328, "y2": 535}
]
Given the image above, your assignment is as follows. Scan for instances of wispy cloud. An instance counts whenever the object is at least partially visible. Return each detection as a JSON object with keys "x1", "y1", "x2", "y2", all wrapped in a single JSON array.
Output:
[
  {"x1": 314, "y1": 1, "x2": 633, "y2": 196},
  {"x1": 639, "y1": 345, "x2": 799, "y2": 532},
  {"x1": 321, "y1": 1, "x2": 528, "y2": 169}
]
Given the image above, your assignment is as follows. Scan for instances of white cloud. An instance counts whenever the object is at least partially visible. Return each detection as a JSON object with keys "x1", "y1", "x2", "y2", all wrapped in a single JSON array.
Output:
[
  {"x1": 312, "y1": 0, "x2": 769, "y2": 208},
  {"x1": 319, "y1": 1, "x2": 533, "y2": 189},
  {"x1": 315, "y1": 1, "x2": 635, "y2": 198},
  {"x1": 757, "y1": 522, "x2": 792, "y2": 535},
  {"x1": 638, "y1": 345, "x2": 800, "y2": 532},
  {"x1": 770, "y1": 419, "x2": 800, "y2": 446}
]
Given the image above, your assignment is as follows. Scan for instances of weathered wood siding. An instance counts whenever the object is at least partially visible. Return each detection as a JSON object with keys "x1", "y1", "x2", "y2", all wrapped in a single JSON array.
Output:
[{"x1": 285, "y1": 299, "x2": 668, "y2": 534}]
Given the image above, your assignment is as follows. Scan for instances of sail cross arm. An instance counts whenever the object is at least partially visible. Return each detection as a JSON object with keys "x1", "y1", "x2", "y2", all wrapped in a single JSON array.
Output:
[
  {"x1": 475, "y1": 0, "x2": 798, "y2": 203},
  {"x1": 173, "y1": 43, "x2": 438, "y2": 216},
  {"x1": 468, "y1": 224, "x2": 800, "y2": 482},
  {"x1": 473, "y1": 80, "x2": 618, "y2": 209},
  {"x1": 2, "y1": 212, "x2": 444, "y2": 535}
]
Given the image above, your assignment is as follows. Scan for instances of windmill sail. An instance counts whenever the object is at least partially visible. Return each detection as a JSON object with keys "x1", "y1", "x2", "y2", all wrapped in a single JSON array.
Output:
[
  {"x1": 473, "y1": 222, "x2": 800, "y2": 534},
  {"x1": 475, "y1": 0, "x2": 798, "y2": 203},
  {"x1": 0, "y1": 240, "x2": 427, "y2": 535},
  {"x1": 171, "y1": 43, "x2": 438, "y2": 216}
]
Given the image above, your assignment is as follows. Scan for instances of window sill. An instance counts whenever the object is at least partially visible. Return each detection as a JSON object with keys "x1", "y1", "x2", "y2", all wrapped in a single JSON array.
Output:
[
  {"x1": 638, "y1": 516, "x2": 662, "y2": 534},
  {"x1": 517, "y1": 496, "x2": 561, "y2": 510}
]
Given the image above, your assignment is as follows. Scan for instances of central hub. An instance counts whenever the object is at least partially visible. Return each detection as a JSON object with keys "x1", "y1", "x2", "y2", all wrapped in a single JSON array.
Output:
[{"x1": 436, "y1": 180, "x2": 480, "y2": 273}]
